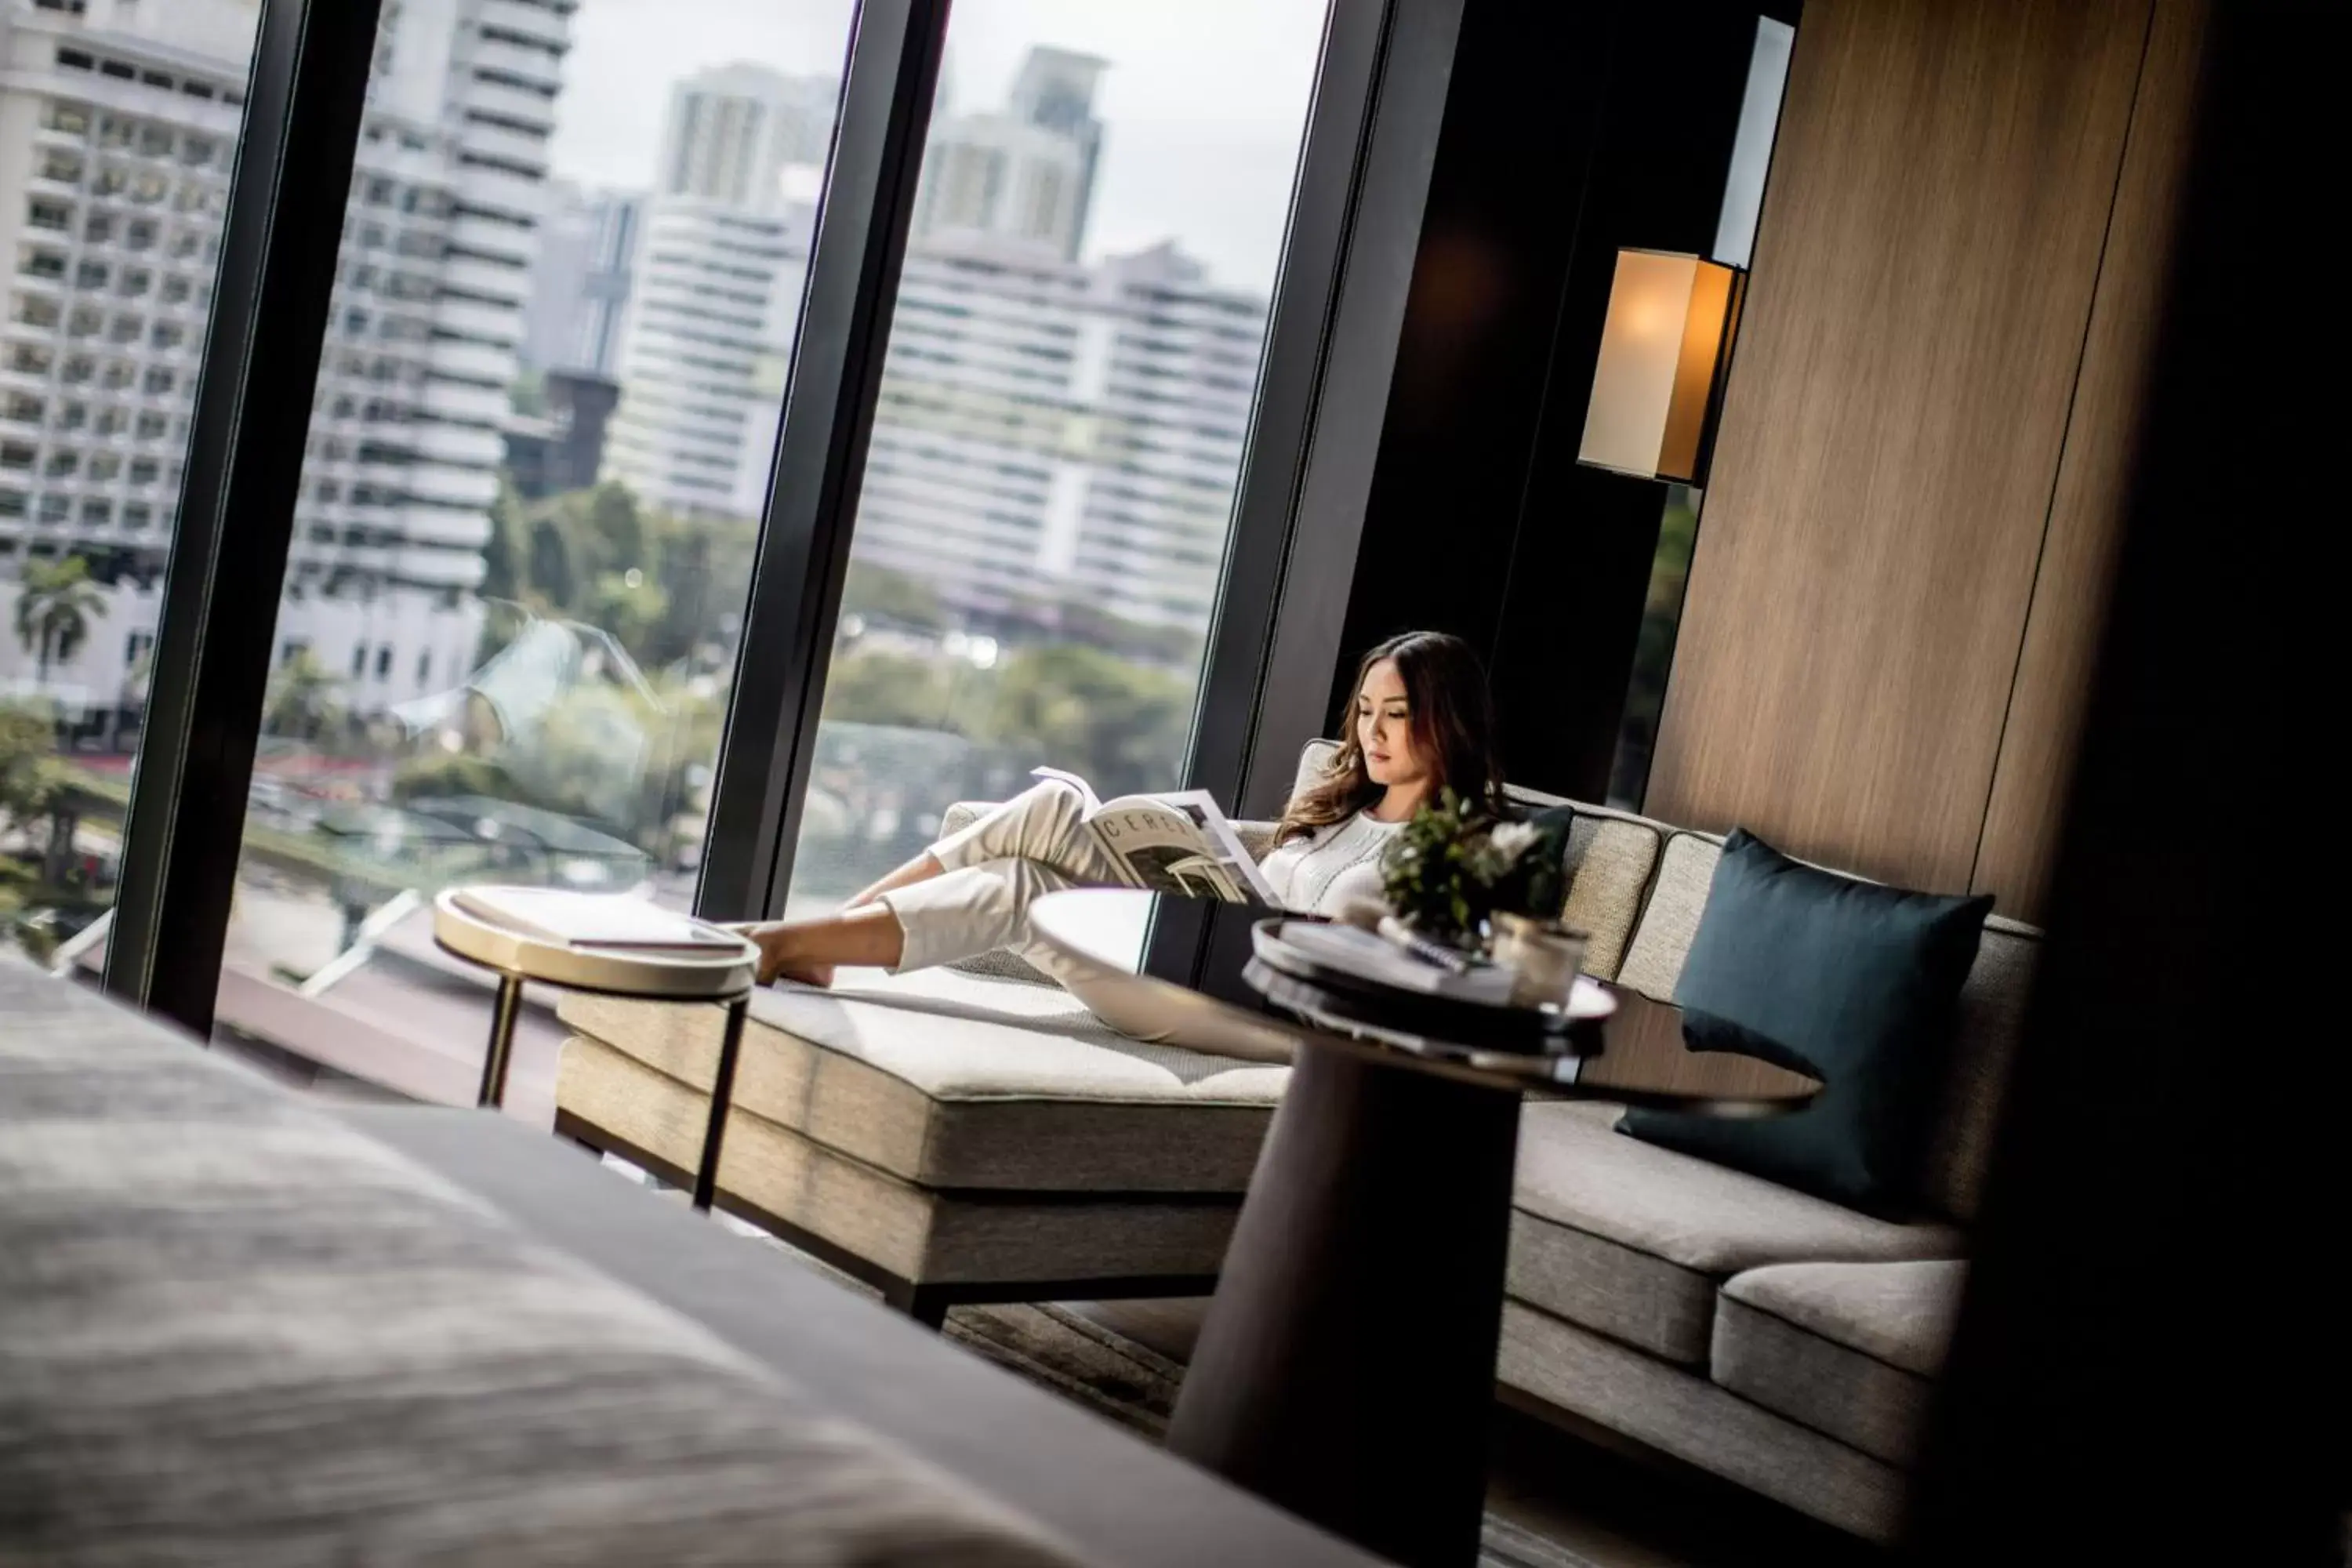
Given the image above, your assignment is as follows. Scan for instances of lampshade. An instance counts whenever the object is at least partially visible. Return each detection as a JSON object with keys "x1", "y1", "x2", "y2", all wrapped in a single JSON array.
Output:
[{"x1": 1577, "y1": 249, "x2": 1744, "y2": 483}]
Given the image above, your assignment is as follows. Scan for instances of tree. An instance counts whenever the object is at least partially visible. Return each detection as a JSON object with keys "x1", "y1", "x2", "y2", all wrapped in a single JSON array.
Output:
[
  {"x1": 0, "y1": 699, "x2": 78, "y2": 888},
  {"x1": 840, "y1": 561, "x2": 947, "y2": 633},
  {"x1": 0, "y1": 702, "x2": 58, "y2": 826},
  {"x1": 12, "y1": 555, "x2": 103, "y2": 686},
  {"x1": 263, "y1": 648, "x2": 345, "y2": 742},
  {"x1": 979, "y1": 644, "x2": 1193, "y2": 800},
  {"x1": 526, "y1": 515, "x2": 578, "y2": 610},
  {"x1": 587, "y1": 570, "x2": 669, "y2": 663},
  {"x1": 481, "y1": 480, "x2": 527, "y2": 603},
  {"x1": 581, "y1": 481, "x2": 648, "y2": 578},
  {"x1": 648, "y1": 510, "x2": 757, "y2": 666},
  {"x1": 821, "y1": 647, "x2": 960, "y2": 731}
]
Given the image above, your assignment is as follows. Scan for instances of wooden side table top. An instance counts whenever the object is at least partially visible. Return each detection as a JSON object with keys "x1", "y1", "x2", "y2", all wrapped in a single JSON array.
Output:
[{"x1": 430, "y1": 888, "x2": 757, "y2": 1000}]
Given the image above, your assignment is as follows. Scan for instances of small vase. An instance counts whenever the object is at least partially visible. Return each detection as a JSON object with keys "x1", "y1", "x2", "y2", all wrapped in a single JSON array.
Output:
[{"x1": 1487, "y1": 913, "x2": 1589, "y2": 1009}]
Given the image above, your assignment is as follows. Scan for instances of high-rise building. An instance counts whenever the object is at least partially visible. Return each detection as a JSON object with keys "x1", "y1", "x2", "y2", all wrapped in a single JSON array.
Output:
[
  {"x1": 522, "y1": 181, "x2": 640, "y2": 376},
  {"x1": 0, "y1": 0, "x2": 255, "y2": 720},
  {"x1": 601, "y1": 66, "x2": 830, "y2": 521},
  {"x1": 520, "y1": 177, "x2": 590, "y2": 372},
  {"x1": 856, "y1": 238, "x2": 1265, "y2": 634},
  {"x1": 566, "y1": 188, "x2": 640, "y2": 376},
  {"x1": 503, "y1": 367, "x2": 619, "y2": 501},
  {"x1": 656, "y1": 64, "x2": 832, "y2": 209},
  {"x1": 913, "y1": 46, "x2": 1105, "y2": 263},
  {"x1": 0, "y1": 0, "x2": 575, "y2": 717},
  {"x1": 601, "y1": 198, "x2": 808, "y2": 520}
]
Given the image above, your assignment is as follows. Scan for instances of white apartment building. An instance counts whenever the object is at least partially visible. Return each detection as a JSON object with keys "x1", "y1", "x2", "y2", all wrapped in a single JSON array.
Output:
[
  {"x1": 602, "y1": 64, "x2": 826, "y2": 521},
  {"x1": 657, "y1": 63, "x2": 831, "y2": 208},
  {"x1": 914, "y1": 47, "x2": 1104, "y2": 263},
  {"x1": 601, "y1": 198, "x2": 808, "y2": 520},
  {"x1": 0, "y1": 0, "x2": 573, "y2": 720},
  {"x1": 856, "y1": 238, "x2": 1265, "y2": 634}
]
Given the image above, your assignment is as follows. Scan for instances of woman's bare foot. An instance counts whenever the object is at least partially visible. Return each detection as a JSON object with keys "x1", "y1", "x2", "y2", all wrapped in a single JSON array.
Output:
[{"x1": 731, "y1": 903, "x2": 908, "y2": 986}]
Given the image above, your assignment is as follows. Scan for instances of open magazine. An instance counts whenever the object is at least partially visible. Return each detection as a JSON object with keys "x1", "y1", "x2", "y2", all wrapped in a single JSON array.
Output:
[{"x1": 1031, "y1": 768, "x2": 1284, "y2": 908}]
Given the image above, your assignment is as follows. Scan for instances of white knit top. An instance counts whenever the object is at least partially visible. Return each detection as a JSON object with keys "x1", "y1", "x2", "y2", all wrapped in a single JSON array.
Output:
[{"x1": 1257, "y1": 811, "x2": 1404, "y2": 916}]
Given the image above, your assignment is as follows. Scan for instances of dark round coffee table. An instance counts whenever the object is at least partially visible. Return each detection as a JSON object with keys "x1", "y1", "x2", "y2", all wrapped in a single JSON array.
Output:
[{"x1": 1029, "y1": 892, "x2": 1820, "y2": 1568}]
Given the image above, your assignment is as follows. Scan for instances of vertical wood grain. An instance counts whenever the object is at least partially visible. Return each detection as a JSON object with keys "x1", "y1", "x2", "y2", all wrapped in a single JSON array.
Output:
[
  {"x1": 1643, "y1": 0, "x2": 2153, "y2": 895},
  {"x1": 1971, "y1": 0, "x2": 2209, "y2": 921}
]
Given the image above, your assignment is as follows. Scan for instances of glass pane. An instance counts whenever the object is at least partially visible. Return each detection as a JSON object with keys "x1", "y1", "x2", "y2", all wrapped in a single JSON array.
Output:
[
  {"x1": 1, "y1": 0, "x2": 259, "y2": 974},
  {"x1": 204, "y1": 0, "x2": 854, "y2": 1101},
  {"x1": 786, "y1": 0, "x2": 1329, "y2": 967},
  {"x1": 1605, "y1": 483, "x2": 1699, "y2": 810}
]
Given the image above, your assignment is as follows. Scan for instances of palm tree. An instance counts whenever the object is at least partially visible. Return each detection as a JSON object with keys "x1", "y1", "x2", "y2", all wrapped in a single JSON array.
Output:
[{"x1": 12, "y1": 556, "x2": 103, "y2": 688}]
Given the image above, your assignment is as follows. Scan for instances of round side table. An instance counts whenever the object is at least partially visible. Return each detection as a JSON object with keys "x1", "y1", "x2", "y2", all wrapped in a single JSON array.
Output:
[
  {"x1": 1027, "y1": 890, "x2": 1820, "y2": 1568},
  {"x1": 431, "y1": 889, "x2": 760, "y2": 1211}
]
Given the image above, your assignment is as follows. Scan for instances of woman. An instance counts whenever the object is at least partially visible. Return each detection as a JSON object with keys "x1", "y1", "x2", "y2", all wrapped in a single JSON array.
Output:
[{"x1": 740, "y1": 630, "x2": 1505, "y2": 1029}]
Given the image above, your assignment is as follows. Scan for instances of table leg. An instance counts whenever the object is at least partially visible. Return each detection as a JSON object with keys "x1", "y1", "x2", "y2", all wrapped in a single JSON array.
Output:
[
  {"x1": 474, "y1": 974, "x2": 525, "y2": 1109},
  {"x1": 1166, "y1": 1040, "x2": 1523, "y2": 1568},
  {"x1": 691, "y1": 995, "x2": 750, "y2": 1212}
]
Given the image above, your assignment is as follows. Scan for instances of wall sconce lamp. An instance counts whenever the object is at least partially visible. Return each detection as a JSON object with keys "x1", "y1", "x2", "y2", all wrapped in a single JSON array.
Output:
[{"x1": 1577, "y1": 249, "x2": 1745, "y2": 485}]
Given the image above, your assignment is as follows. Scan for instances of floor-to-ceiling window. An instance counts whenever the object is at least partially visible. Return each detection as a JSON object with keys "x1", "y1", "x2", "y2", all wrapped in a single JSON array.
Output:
[
  {"x1": 192, "y1": 0, "x2": 855, "y2": 1102},
  {"x1": 0, "y1": 0, "x2": 259, "y2": 968},
  {"x1": 56, "y1": 0, "x2": 1368, "y2": 1104},
  {"x1": 780, "y1": 0, "x2": 1328, "y2": 967}
]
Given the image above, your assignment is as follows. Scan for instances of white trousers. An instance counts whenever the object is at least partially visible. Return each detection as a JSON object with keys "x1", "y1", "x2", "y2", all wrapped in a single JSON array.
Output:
[
  {"x1": 880, "y1": 779, "x2": 1120, "y2": 970},
  {"x1": 877, "y1": 780, "x2": 1279, "y2": 1055}
]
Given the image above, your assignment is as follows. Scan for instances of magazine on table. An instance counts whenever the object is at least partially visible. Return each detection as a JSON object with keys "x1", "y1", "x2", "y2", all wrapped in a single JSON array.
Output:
[
  {"x1": 1030, "y1": 767, "x2": 1284, "y2": 908},
  {"x1": 449, "y1": 887, "x2": 740, "y2": 953}
]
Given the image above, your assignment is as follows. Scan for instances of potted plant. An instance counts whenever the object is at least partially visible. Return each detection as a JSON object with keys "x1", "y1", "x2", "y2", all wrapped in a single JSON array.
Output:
[{"x1": 1380, "y1": 790, "x2": 1568, "y2": 951}]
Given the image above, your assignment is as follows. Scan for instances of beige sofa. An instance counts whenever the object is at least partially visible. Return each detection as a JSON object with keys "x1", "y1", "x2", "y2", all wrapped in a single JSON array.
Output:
[{"x1": 553, "y1": 745, "x2": 2036, "y2": 1540}]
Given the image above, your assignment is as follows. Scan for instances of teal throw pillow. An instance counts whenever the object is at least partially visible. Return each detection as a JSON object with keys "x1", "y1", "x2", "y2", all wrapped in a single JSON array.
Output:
[{"x1": 1619, "y1": 829, "x2": 1991, "y2": 1213}]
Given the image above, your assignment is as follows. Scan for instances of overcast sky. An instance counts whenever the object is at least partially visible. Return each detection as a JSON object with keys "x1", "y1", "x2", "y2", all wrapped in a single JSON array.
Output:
[{"x1": 548, "y1": 0, "x2": 1328, "y2": 296}]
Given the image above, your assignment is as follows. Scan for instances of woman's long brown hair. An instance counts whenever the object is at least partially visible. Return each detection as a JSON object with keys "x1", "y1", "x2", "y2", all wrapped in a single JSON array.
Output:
[{"x1": 1277, "y1": 630, "x2": 1506, "y2": 843}]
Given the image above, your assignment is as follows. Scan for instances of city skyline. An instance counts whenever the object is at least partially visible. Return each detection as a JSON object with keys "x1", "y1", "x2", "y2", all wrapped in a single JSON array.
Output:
[
  {"x1": 4, "y1": 0, "x2": 1327, "y2": 725},
  {"x1": 567, "y1": 46, "x2": 1276, "y2": 633},
  {"x1": 550, "y1": 0, "x2": 1325, "y2": 293}
]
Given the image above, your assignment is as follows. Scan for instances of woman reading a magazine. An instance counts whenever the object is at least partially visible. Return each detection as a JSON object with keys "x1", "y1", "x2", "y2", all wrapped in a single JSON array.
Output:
[{"x1": 739, "y1": 630, "x2": 1506, "y2": 1031}]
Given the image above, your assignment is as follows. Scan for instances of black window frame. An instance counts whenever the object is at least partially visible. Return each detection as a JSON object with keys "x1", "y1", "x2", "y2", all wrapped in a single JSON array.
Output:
[{"x1": 103, "y1": 0, "x2": 388, "y2": 1030}]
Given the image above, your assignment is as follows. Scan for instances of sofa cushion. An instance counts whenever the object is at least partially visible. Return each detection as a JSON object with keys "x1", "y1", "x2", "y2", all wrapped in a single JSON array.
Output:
[
  {"x1": 1712, "y1": 1260, "x2": 1967, "y2": 1466},
  {"x1": 1558, "y1": 811, "x2": 1664, "y2": 981},
  {"x1": 1610, "y1": 828, "x2": 2041, "y2": 1221},
  {"x1": 1621, "y1": 830, "x2": 1993, "y2": 1211},
  {"x1": 1614, "y1": 829, "x2": 1724, "y2": 999},
  {"x1": 0, "y1": 957, "x2": 1071, "y2": 1566},
  {"x1": 557, "y1": 1033, "x2": 1243, "y2": 1285},
  {"x1": 557, "y1": 966, "x2": 1286, "y2": 1194},
  {"x1": 1508, "y1": 1102, "x2": 1962, "y2": 1365},
  {"x1": 1499, "y1": 1300, "x2": 1907, "y2": 1542}
]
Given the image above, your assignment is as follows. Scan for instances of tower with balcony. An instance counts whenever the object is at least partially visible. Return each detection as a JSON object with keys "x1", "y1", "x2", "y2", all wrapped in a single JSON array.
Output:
[
  {"x1": 601, "y1": 64, "x2": 830, "y2": 521},
  {"x1": 0, "y1": 0, "x2": 575, "y2": 723}
]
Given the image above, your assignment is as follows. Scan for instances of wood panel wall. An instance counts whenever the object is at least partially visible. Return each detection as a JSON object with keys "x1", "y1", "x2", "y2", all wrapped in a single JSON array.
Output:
[
  {"x1": 1969, "y1": 0, "x2": 2209, "y2": 916},
  {"x1": 1643, "y1": 0, "x2": 2204, "y2": 920}
]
